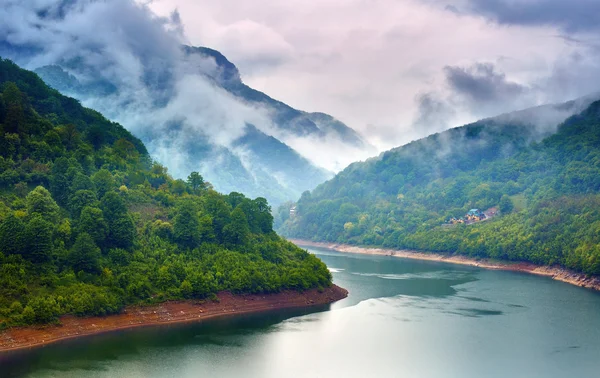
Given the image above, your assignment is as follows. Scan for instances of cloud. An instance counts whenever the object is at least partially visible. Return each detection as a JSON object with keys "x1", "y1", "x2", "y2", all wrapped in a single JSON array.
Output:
[
  {"x1": 412, "y1": 92, "x2": 456, "y2": 134},
  {"x1": 455, "y1": 0, "x2": 600, "y2": 34},
  {"x1": 208, "y1": 19, "x2": 295, "y2": 74},
  {"x1": 146, "y1": 0, "x2": 599, "y2": 152},
  {"x1": 443, "y1": 62, "x2": 532, "y2": 117},
  {"x1": 0, "y1": 0, "x2": 294, "y2": 192},
  {"x1": 4, "y1": 0, "x2": 600, "y2": 179}
]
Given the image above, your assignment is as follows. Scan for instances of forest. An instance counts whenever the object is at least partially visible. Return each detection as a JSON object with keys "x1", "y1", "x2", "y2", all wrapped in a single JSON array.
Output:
[
  {"x1": 279, "y1": 101, "x2": 600, "y2": 276},
  {"x1": 0, "y1": 59, "x2": 331, "y2": 328}
]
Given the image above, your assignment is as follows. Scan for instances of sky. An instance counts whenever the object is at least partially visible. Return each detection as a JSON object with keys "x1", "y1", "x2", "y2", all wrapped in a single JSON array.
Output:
[{"x1": 147, "y1": 0, "x2": 600, "y2": 150}]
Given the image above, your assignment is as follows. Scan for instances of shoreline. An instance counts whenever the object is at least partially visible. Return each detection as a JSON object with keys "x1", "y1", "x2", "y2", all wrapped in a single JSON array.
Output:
[
  {"x1": 0, "y1": 285, "x2": 348, "y2": 354},
  {"x1": 291, "y1": 239, "x2": 600, "y2": 292}
]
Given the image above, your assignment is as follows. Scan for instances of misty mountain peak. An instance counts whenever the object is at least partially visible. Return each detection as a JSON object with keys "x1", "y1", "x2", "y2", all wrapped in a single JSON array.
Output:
[{"x1": 182, "y1": 45, "x2": 242, "y2": 85}]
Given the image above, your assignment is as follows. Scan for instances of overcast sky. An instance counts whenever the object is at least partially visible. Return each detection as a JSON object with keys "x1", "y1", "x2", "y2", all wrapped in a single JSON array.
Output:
[{"x1": 146, "y1": 0, "x2": 600, "y2": 150}]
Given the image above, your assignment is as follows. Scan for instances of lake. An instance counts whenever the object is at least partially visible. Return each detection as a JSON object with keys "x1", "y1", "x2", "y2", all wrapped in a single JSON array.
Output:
[{"x1": 2, "y1": 247, "x2": 600, "y2": 378}]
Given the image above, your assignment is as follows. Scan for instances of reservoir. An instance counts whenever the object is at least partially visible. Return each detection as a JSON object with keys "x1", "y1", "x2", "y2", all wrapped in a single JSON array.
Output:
[{"x1": 3, "y1": 247, "x2": 600, "y2": 378}]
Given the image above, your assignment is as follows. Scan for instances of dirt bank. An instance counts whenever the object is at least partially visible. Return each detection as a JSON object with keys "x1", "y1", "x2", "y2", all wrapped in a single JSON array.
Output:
[
  {"x1": 0, "y1": 285, "x2": 348, "y2": 353},
  {"x1": 292, "y1": 239, "x2": 600, "y2": 292}
]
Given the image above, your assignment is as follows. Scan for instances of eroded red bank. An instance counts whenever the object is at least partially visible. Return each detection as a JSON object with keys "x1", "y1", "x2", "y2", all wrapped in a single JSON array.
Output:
[{"x1": 0, "y1": 285, "x2": 348, "y2": 353}]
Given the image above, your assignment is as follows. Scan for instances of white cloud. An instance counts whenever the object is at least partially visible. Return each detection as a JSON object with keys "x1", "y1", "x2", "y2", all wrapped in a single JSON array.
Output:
[{"x1": 149, "y1": 0, "x2": 597, "y2": 151}]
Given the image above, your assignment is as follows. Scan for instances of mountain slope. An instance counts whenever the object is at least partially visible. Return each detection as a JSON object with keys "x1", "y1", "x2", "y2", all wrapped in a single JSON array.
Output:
[
  {"x1": 0, "y1": 59, "x2": 332, "y2": 328},
  {"x1": 185, "y1": 46, "x2": 372, "y2": 148},
  {"x1": 279, "y1": 100, "x2": 600, "y2": 275},
  {"x1": 16, "y1": 44, "x2": 373, "y2": 205}
]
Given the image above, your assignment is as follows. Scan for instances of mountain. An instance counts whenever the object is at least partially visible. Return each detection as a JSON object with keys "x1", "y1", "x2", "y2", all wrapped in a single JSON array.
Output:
[
  {"x1": 20, "y1": 46, "x2": 373, "y2": 206},
  {"x1": 185, "y1": 46, "x2": 371, "y2": 147},
  {"x1": 278, "y1": 98, "x2": 600, "y2": 276},
  {"x1": 0, "y1": 58, "x2": 332, "y2": 327}
]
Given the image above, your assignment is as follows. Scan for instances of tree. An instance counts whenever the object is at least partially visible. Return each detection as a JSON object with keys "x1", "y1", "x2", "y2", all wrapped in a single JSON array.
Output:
[
  {"x1": 69, "y1": 233, "x2": 102, "y2": 274},
  {"x1": 113, "y1": 138, "x2": 137, "y2": 159},
  {"x1": 101, "y1": 192, "x2": 135, "y2": 249},
  {"x1": 223, "y1": 207, "x2": 250, "y2": 246},
  {"x1": 171, "y1": 179, "x2": 187, "y2": 195},
  {"x1": 2, "y1": 82, "x2": 25, "y2": 133},
  {"x1": 26, "y1": 297, "x2": 60, "y2": 324},
  {"x1": 499, "y1": 195, "x2": 514, "y2": 214},
  {"x1": 78, "y1": 206, "x2": 108, "y2": 246},
  {"x1": 91, "y1": 169, "x2": 115, "y2": 198},
  {"x1": 187, "y1": 172, "x2": 205, "y2": 192},
  {"x1": 108, "y1": 216, "x2": 136, "y2": 250},
  {"x1": 25, "y1": 214, "x2": 53, "y2": 263},
  {"x1": 101, "y1": 192, "x2": 128, "y2": 220},
  {"x1": 227, "y1": 192, "x2": 246, "y2": 209},
  {"x1": 0, "y1": 214, "x2": 26, "y2": 255},
  {"x1": 58, "y1": 124, "x2": 80, "y2": 151},
  {"x1": 205, "y1": 195, "x2": 231, "y2": 242},
  {"x1": 69, "y1": 190, "x2": 99, "y2": 218},
  {"x1": 26, "y1": 186, "x2": 60, "y2": 223},
  {"x1": 70, "y1": 172, "x2": 95, "y2": 193},
  {"x1": 50, "y1": 157, "x2": 72, "y2": 206},
  {"x1": 199, "y1": 215, "x2": 216, "y2": 243},
  {"x1": 173, "y1": 205, "x2": 201, "y2": 249}
]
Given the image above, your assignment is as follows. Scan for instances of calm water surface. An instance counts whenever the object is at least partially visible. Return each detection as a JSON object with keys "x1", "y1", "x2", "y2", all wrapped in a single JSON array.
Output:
[{"x1": 2, "y1": 247, "x2": 600, "y2": 378}]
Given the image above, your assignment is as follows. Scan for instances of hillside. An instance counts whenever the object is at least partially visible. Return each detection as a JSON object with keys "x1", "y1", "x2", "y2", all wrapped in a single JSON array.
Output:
[
  {"x1": 9, "y1": 45, "x2": 374, "y2": 206},
  {"x1": 0, "y1": 59, "x2": 332, "y2": 328},
  {"x1": 279, "y1": 100, "x2": 600, "y2": 275}
]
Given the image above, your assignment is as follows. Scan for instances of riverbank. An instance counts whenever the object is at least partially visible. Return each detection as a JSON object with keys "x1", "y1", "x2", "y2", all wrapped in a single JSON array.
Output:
[
  {"x1": 0, "y1": 285, "x2": 348, "y2": 353},
  {"x1": 291, "y1": 239, "x2": 600, "y2": 292}
]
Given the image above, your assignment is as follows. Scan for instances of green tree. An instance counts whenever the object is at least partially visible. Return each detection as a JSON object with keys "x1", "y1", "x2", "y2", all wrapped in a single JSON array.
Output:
[
  {"x1": 24, "y1": 214, "x2": 53, "y2": 263},
  {"x1": 91, "y1": 169, "x2": 115, "y2": 198},
  {"x1": 50, "y1": 157, "x2": 72, "y2": 206},
  {"x1": 69, "y1": 233, "x2": 102, "y2": 274},
  {"x1": 223, "y1": 207, "x2": 250, "y2": 246},
  {"x1": 69, "y1": 190, "x2": 99, "y2": 218},
  {"x1": 78, "y1": 206, "x2": 108, "y2": 246},
  {"x1": 173, "y1": 205, "x2": 201, "y2": 249},
  {"x1": 70, "y1": 172, "x2": 95, "y2": 193},
  {"x1": 26, "y1": 297, "x2": 60, "y2": 324},
  {"x1": 0, "y1": 214, "x2": 26, "y2": 255},
  {"x1": 187, "y1": 172, "x2": 205, "y2": 192},
  {"x1": 101, "y1": 192, "x2": 135, "y2": 249},
  {"x1": 499, "y1": 195, "x2": 514, "y2": 214},
  {"x1": 199, "y1": 215, "x2": 216, "y2": 243},
  {"x1": 2, "y1": 82, "x2": 25, "y2": 133},
  {"x1": 171, "y1": 179, "x2": 187, "y2": 195},
  {"x1": 26, "y1": 186, "x2": 60, "y2": 223}
]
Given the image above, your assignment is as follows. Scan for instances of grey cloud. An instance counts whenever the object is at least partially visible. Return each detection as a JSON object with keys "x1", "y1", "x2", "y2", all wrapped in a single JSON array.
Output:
[
  {"x1": 458, "y1": 0, "x2": 600, "y2": 33},
  {"x1": 444, "y1": 62, "x2": 528, "y2": 106}
]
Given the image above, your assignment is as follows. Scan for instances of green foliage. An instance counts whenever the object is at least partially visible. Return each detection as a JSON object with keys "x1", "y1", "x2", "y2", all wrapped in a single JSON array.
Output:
[
  {"x1": 91, "y1": 169, "x2": 115, "y2": 198},
  {"x1": 101, "y1": 192, "x2": 135, "y2": 249},
  {"x1": 24, "y1": 215, "x2": 53, "y2": 263},
  {"x1": 0, "y1": 60, "x2": 332, "y2": 328},
  {"x1": 499, "y1": 195, "x2": 514, "y2": 214},
  {"x1": 26, "y1": 186, "x2": 60, "y2": 223},
  {"x1": 173, "y1": 203, "x2": 201, "y2": 249},
  {"x1": 187, "y1": 171, "x2": 205, "y2": 192},
  {"x1": 78, "y1": 207, "x2": 107, "y2": 245},
  {"x1": 0, "y1": 215, "x2": 26, "y2": 255},
  {"x1": 280, "y1": 100, "x2": 600, "y2": 276},
  {"x1": 223, "y1": 207, "x2": 250, "y2": 246},
  {"x1": 69, "y1": 233, "x2": 102, "y2": 274}
]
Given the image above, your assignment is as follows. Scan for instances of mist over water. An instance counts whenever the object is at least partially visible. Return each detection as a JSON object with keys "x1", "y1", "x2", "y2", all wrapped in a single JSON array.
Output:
[{"x1": 3, "y1": 247, "x2": 600, "y2": 378}]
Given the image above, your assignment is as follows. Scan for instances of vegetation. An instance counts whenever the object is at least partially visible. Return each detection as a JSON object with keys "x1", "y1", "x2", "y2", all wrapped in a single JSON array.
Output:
[
  {"x1": 279, "y1": 101, "x2": 600, "y2": 276},
  {"x1": 0, "y1": 59, "x2": 331, "y2": 328}
]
